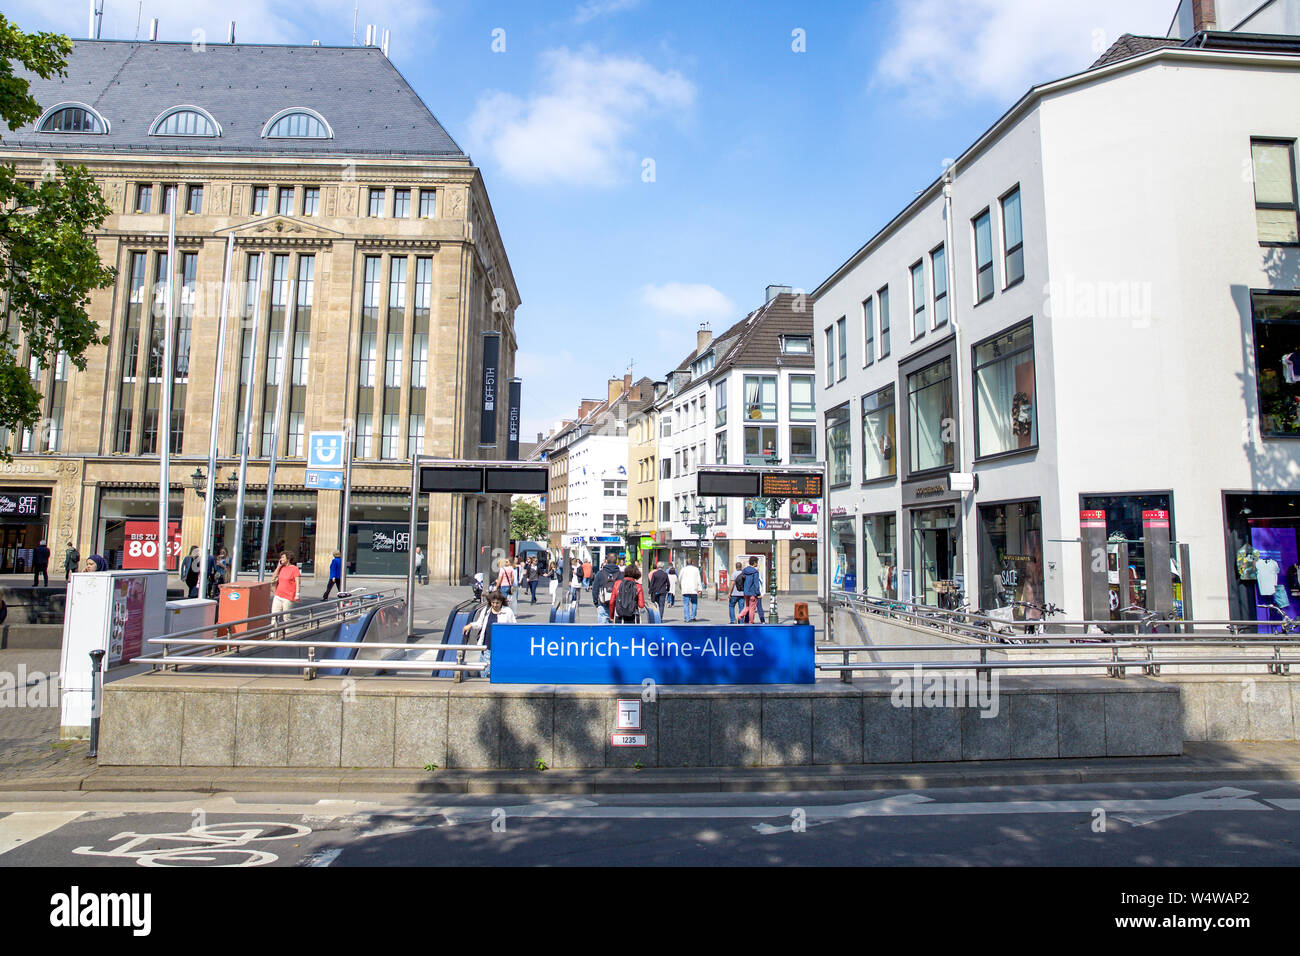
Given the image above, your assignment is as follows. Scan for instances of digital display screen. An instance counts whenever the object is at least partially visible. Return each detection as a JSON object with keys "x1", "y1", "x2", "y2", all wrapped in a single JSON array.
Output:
[
  {"x1": 697, "y1": 470, "x2": 760, "y2": 498},
  {"x1": 484, "y1": 467, "x2": 549, "y2": 495},
  {"x1": 760, "y1": 473, "x2": 823, "y2": 499},
  {"x1": 420, "y1": 467, "x2": 484, "y2": 493}
]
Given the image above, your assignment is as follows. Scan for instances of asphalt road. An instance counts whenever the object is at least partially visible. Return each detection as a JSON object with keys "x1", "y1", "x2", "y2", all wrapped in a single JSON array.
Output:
[{"x1": 3, "y1": 779, "x2": 1299, "y2": 867}]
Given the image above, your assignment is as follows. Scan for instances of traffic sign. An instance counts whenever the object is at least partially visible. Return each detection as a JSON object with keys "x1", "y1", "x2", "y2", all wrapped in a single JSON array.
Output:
[
  {"x1": 308, "y1": 431, "x2": 346, "y2": 470},
  {"x1": 756, "y1": 518, "x2": 791, "y2": 530},
  {"x1": 305, "y1": 469, "x2": 344, "y2": 490}
]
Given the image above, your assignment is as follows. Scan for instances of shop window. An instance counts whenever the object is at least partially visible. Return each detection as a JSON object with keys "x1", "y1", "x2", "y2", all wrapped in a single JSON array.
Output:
[
  {"x1": 977, "y1": 500, "x2": 1043, "y2": 617},
  {"x1": 1080, "y1": 492, "x2": 1175, "y2": 615},
  {"x1": 911, "y1": 506, "x2": 959, "y2": 607},
  {"x1": 863, "y1": 513, "x2": 897, "y2": 600},
  {"x1": 862, "y1": 384, "x2": 896, "y2": 481},
  {"x1": 974, "y1": 320, "x2": 1036, "y2": 457},
  {"x1": 1002, "y1": 186, "x2": 1024, "y2": 286},
  {"x1": 792, "y1": 500, "x2": 817, "y2": 524},
  {"x1": 973, "y1": 209, "x2": 994, "y2": 303},
  {"x1": 831, "y1": 517, "x2": 857, "y2": 591},
  {"x1": 906, "y1": 357, "x2": 954, "y2": 474},
  {"x1": 1250, "y1": 292, "x2": 1300, "y2": 438},
  {"x1": 1252, "y1": 139, "x2": 1299, "y2": 245},
  {"x1": 826, "y1": 402, "x2": 851, "y2": 486}
]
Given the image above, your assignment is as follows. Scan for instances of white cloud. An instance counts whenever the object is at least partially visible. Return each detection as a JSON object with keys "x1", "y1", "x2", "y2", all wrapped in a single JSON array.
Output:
[
  {"x1": 874, "y1": 0, "x2": 1175, "y2": 106},
  {"x1": 640, "y1": 282, "x2": 734, "y2": 320},
  {"x1": 467, "y1": 47, "x2": 694, "y2": 187},
  {"x1": 574, "y1": 0, "x2": 640, "y2": 25}
]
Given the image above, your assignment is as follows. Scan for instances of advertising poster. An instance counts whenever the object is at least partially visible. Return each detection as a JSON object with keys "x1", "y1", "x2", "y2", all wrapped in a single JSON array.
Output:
[
  {"x1": 122, "y1": 521, "x2": 182, "y2": 571},
  {"x1": 480, "y1": 331, "x2": 500, "y2": 446},
  {"x1": 108, "y1": 575, "x2": 147, "y2": 664}
]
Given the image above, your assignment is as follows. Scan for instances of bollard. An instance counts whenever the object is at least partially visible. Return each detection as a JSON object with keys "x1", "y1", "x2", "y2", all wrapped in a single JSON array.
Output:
[{"x1": 88, "y1": 648, "x2": 105, "y2": 758}]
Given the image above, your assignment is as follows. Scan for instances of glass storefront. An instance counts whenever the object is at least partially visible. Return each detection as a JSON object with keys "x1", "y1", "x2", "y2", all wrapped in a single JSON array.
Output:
[
  {"x1": 864, "y1": 512, "x2": 897, "y2": 600},
  {"x1": 0, "y1": 489, "x2": 52, "y2": 573},
  {"x1": 789, "y1": 539, "x2": 818, "y2": 591},
  {"x1": 1080, "y1": 492, "x2": 1174, "y2": 614},
  {"x1": 830, "y1": 517, "x2": 857, "y2": 591},
  {"x1": 1224, "y1": 492, "x2": 1300, "y2": 627},
  {"x1": 346, "y1": 493, "x2": 429, "y2": 576},
  {"x1": 97, "y1": 487, "x2": 185, "y2": 571},
  {"x1": 214, "y1": 491, "x2": 318, "y2": 575},
  {"x1": 911, "y1": 506, "x2": 959, "y2": 606},
  {"x1": 977, "y1": 499, "x2": 1043, "y2": 617}
]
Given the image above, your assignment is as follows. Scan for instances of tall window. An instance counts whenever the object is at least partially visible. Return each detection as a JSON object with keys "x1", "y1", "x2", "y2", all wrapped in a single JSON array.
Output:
[
  {"x1": 409, "y1": 257, "x2": 431, "y2": 456},
  {"x1": 826, "y1": 403, "x2": 851, "y2": 486},
  {"x1": 790, "y1": 425, "x2": 815, "y2": 463},
  {"x1": 907, "y1": 358, "x2": 954, "y2": 473},
  {"x1": 161, "y1": 185, "x2": 176, "y2": 214},
  {"x1": 1250, "y1": 291, "x2": 1300, "y2": 437},
  {"x1": 1002, "y1": 187, "x2": 1024, "y2": 286},
  {"x1": 1252, "y1": 140, "x2": 1299, "y2": 244},
  {"x1": 169, "y1": 252, "x2": 197, "y2": 453},
  {"x1": 419, "y1": 189, "x2": 436, "y2": 218},
  {"x1": 135, "y1": 184, "x2": 152, "y2": 213},
  {"x1": 251, "y1": 186, "x2": 268, "y2": 215},
  {"x1": 862, "y1": 384, "x2": 896, "y2": 481},
  {"x1": 261, "y1": 254, "x2": 291, "y2": 454},
  {"x1": 932, "y1": 245, "x2": 948, "y2": 328},
  {"x1": 115, "y1": 252, "x2": 147, "y2": 451},
  {"x1": 368, "y1": 188, "x2": 385, "y2": 217},
  {"x1": 879, "y1": 285, "x2": 891, "y2": 358},
  {"x1": 234, "y1": 253, "x2": 262, "y2": 455},
  {"x1": 186, "y1": 184, "x2": 203, "y2": 215},
  {"x1": 824, "y1": 326, "x2": 834, "y2": 384},
  {"x1": 836, "y1": 316, "x2": 847, "y2": 380},
  {"x1": 974, "y1": 209, "x2": 994, "y2": 303},
  {"x1": 356, "y1": 256, "x2": 381, "y2": 457},
  {"x1": 45, "y1": 352, "x2": 68, "y2": 451},
  {"x1": 382, "y1": 257, "x2": 407, "y2": 459},
  {"x1": 141, "y1": 253, "x2": 169, "y2": 453},
  {"x1": 715, "y1": 382, "x2": 727, "y2": 426},
  {"x1": 863, "y1": 297, "x2": 875, "y2": 365},
  {"x1": 790, "y1": 375, "x2": 815, "y2": 420},
  {"x1": 911, "y1": 261, "x2": 926, "y2": 338},
  {"x1": 302, "y1": 187, "x2": 320, "y2": 216},
  {"x1": 744, "y1": 425, "x2": 778, "y2": 465},
  {"x1": 286, "y1": 256, "x2": 314, "y2": 456},
  {"x1": 743, "y1": 375, "x2": 776, "y2": 420},
  {"x1": 715, "y1": 430, "x2": 727, "y2": 464},
  {"x1": 393, "y1": 188, "x2": 411, "y2": 218},
  {"x1": 974, "y1": 321, "x2": 1036, "y2": 457},
  {"x1": 277, "y1": 186, "x2": 293, "y2": 215}
]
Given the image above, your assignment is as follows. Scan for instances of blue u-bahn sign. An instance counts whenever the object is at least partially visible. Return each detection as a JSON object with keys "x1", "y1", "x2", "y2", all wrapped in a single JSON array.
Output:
[{"x1": 488, "y1": 624, "x2": 815, "y2": 684}]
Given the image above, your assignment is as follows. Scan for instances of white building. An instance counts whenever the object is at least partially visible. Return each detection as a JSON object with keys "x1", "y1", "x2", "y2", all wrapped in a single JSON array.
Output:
[
  {"x1": 812, "y1": 29, "x2": 1300, "y2": 625},
  {"x1": 656, "y1": 290, "x2": 819, "y2": 592}
]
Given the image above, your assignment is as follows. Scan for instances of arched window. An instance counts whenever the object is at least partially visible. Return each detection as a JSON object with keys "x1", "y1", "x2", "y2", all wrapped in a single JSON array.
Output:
[
  {"x1": 262, "y1": 108, "x2": 332, "y2": 139},
  {"x1": 37, "y1": 103, "x2": 108, "y2": 134},
  {"x1": 150, "y1": 106, "x2": 220, "y2": 137}
]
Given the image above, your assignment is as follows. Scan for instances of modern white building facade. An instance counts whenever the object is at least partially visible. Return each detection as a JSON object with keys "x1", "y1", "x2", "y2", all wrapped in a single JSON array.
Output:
[{"x1": 813, "y1": 33, "x2": 1300, "y2": 625}]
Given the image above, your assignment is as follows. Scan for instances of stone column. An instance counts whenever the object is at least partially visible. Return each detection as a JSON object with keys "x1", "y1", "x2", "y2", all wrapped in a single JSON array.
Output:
[{"x1": 316, "y1": 488, "x2": 341, "y2": 579}]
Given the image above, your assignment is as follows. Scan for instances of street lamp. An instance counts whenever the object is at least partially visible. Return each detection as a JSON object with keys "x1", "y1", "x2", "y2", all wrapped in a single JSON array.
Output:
[
  {"x1": 679, "y1": 501, "x2": 718, "y2": 579},
  {"x1": 191, "y1": 468, "x2": 238, "y2": 507}
]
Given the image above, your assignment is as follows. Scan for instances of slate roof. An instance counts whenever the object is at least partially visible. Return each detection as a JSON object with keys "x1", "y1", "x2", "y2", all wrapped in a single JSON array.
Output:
[
  {"x1": 1, "y1": 40, "x2": 464, "y2": 158},
  {"x1": 1088, "y1": 34, "x2": 1183, "y2": 70}
]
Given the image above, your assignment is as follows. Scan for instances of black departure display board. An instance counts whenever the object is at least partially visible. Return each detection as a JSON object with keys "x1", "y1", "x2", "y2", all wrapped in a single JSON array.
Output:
[
  {"x1": 484, "y1": 466, "x2": 549, "y2": 495},
  {"x1": 697, "y1": 470, "x2": 760, "y2": 498},
  {"x1": 759, "y1": 473, "x2": 823, "y2": 499},
  {"x1": 420, "y1": 467, "x2": 484, "y2": 493}
]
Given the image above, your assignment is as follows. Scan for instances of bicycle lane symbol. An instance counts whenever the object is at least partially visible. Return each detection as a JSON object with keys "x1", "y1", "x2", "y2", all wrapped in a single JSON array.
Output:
[{"x1": 73, "y1": 821, "x2": 313, "y2": 867}]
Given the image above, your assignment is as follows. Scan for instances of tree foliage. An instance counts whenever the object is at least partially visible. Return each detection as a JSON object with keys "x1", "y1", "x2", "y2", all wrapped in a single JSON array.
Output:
[
  {"x1": 510, "y1": 499, "x2": 548, "y2": 542},
  {"x1": 0, "y1": 15, "x2": 115, "y2": 449}
]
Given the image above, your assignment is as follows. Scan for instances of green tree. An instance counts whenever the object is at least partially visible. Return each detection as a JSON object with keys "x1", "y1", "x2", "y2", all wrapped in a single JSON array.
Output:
[
  {"x1": 0, "y1": 15, "x2": 115, "y2": 454},
  {"x1": 510, "y1": 499, "x2": 548, "y2": 541}
]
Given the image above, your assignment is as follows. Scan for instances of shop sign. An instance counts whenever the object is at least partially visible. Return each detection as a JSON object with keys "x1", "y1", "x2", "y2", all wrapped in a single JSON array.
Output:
[
  {"x1": 370, "y1": 528, "x2": 411, "y2": 553},
  {"x1": 795, "y1": 531, "x2": 818, "y2": 539},
  {"x1": 829, "y1": 506, "x2": 848, "y2": 517},
  {"x1": 914, "y1": 484, "x2": 946, "y2": 497},
  {"x1": 591, "y1": 536, "x2": 621, "y2": 543},
  {"x1": 0, "y1": 494, "x2": 41, "y2": 517},
  {"x1": 713, "y1": 531, "x2": 727, "y2": 538},
  {"x1": 1142, "y1": 509, "x2": 1170, "y2": 528}
]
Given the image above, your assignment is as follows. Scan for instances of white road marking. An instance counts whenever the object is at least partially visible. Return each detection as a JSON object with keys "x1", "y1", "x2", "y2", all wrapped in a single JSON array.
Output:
[
  {"x1": 302, "y1": 848, "x2": 342, "y2": 867},
  {"x1": 1264, "y1": 798, "x2": 1300, "y2": 810},
  {"x1": 0, "y1": 812, "x2": 85, "y2": 856}
]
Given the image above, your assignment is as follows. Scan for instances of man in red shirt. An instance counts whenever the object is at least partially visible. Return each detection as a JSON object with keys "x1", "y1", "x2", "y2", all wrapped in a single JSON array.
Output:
[{"x1": 272, "y1": 551, "x2": 301, "y2": 638}]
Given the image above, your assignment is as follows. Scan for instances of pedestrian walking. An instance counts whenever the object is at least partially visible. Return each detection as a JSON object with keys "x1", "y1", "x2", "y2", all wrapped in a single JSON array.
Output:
[
  {"x1": 569, "y1": 562, "x2": 581, "y2": 603},
  {"x1": 496, "y1": 560, "x2": 515, "y2": 597},
  {"x1": 323, "y1": 550, "x2": 343, "y2": 600},
  {"x1": 413, "y1": 545, "x2": 428, "y2": 585},
  {"x1": 679, "y1": 557, "x2": 703, "y2": 623},
  {"x1": 180, "y1": 546, "x2": 201, "y2": 598},
  {"x1": 611, "y1": 564, "x2": 645, "y2": 623},
  {"x1": 582, "y1": 559, "x2": 593, "y2": 590},
  {"x1": 648, "y1": 561, "x2": 670, "y2": 620},
  {"x1": 63, "y1": 542, "x2": 80, "y2": 582},
  {"x1": 271, "y1": 551, "x2": 301, "y2": 638},
  {"x1": 32, "y1": 540, "x2": 50, "y2": 588},
  {"x1": 667, "y1": 563, "x2": 678, "y2": 607},
  {"x1": 729, "y1": 561, "x2": 746, "y2": 623},
  {"x1": 549, "y1": 564, "x2": 560, "y2": 604},
  {"x1": 738, "y1": 556, "x2": 763, "y2": 623},
  {"x1": 592, "y1": 555, "x2": 623, "y2": 625},
  {"x1": 526, "y1": 557, "x2": 540, "y2": 604},
  {"x1": 462, "y1": 589, "x2": 516, "y2": 678}
]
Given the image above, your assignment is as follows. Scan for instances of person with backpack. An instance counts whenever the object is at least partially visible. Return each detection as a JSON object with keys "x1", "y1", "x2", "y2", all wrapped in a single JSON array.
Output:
[
  {"x1": 592, "y1": 556, "x2": 623, "y2": 625},
  {"x1": 728, "y1": 561, "x2": 746, "y2": 623},
  {"x1": 64, "y1": 542, "x2": 80, "y2": 582},
  {"x1": 739, "y1": 556, "x2": 764, "y2": 623},
  {"x1": 610, "y1": 565, "x2": 645, "y2": 624}
]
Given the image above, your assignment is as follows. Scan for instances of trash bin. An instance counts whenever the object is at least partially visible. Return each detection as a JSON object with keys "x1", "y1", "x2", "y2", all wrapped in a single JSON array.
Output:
[{"x1": 217, "y1": 580, "x2": 274, "y2": 636}]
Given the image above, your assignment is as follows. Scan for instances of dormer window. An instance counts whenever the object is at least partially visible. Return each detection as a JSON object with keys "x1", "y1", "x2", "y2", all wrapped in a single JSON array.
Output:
[
  {"x1": 692, "y1": 352, "x2": 714, "y2": 377},
  {"x1": 262, "y1": 108, "x2": 332, "y2": 139},
  {"x1": 37, "y1": 103, "x2": 108, "y2": 134},
  {"x1": 781, "y1": 335, "x2": 811, "y2": 355},
  {"x1": 150, "y1": 106, "x2": 220, "y2": 137}
]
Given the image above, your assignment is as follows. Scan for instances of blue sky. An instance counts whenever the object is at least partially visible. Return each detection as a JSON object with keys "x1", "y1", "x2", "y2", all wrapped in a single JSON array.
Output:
[{"x1": 9, "y1": 0, "x2": 1176, "y2": 441}]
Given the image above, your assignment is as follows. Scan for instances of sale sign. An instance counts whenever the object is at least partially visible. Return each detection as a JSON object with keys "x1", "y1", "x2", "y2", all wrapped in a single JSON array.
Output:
[{"x1": 123, "y1": 521, "x2": 182, "y2": 570}]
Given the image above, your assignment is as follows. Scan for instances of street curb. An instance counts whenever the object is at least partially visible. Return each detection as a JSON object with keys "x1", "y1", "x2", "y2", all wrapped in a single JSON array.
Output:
[{"x1": 7, "y1": 756, "x2": 1300, "y2": 796}]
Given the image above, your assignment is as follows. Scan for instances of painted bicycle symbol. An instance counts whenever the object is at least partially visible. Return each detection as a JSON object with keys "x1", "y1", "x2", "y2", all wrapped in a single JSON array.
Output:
[{"x1": 73, "y1": 821, "x2": 312, "y2": 867}]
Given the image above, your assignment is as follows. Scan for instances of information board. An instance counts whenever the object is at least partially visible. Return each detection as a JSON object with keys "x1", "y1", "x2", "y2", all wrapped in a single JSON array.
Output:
[
  {"x1": 760, "y1": 473, "x2": 823, "y2": 499},
  {"x1": 420, "y1": 467, "x2": 484, "y2": 493},
  {"x1": 697, "y1": 470, "x2": 760, "y2": 498},
  {"x1": 483, "y1": 466, "x2": 548, "y2": 494}
]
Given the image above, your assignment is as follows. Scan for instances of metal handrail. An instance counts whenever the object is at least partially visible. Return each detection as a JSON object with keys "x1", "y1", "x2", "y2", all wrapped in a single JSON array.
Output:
[
  {"x1": 138, "y1": 656, "x2": 485, "y2": 673},
  {"x1": 816, "y1": 658, "x2": 1300, "y2": 673},
  {"x1": 152, "y1": 587, "x2": 403, "y2": 645},
  {"x1": 815, "y1": 639, "x2": 1300, "y2": 651}
]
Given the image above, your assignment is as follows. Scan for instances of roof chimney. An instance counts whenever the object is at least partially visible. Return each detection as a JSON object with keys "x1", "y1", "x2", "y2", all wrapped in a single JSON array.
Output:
[
  {"x1": 89, "y1": 0, "x2": 104, "y2": 40},
  {"x1": 766, "y1": 284, "x2": 793, "y2": 303},
  {"x1": 382, "y1": 28, "x2": 390, "y2": 57},
  {"x1": 365, "y1": 24, "x2": 374, "y2": 46},
  {"x1": 149, "y1": 18, "x2": 159, "y2": 41},
  {"x1": 228, "y1": 21, "x2": 236, "y2": 44},
  {"x1": 697, "y1": 322, "x2": 712, "y2": 355},
  {"x1": 1192, "y1": 0, "x2": 1217, "y2": 32},
  {"x1": 608, "y1": 377, "x2": 625, "y2": 405}
]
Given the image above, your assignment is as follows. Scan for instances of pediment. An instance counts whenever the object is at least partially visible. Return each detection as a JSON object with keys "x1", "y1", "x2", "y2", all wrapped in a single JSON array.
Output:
[{"x1": 217, "y1": 216, "x2": 345, "y2": 240}]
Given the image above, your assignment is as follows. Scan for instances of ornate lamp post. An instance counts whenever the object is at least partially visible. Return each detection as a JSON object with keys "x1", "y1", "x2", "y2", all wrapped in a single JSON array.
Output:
[{"x1": 679, "y1": 501, "x2": 718, "y2": 582}]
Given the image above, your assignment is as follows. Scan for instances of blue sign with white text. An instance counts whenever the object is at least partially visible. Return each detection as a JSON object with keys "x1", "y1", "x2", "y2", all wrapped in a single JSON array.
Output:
[
  {"x1": 489, "y1": 624, "x2": 815, "y2": 684},
  {"x1": 305, "y1": 469, "x2": 344, "y2": 489}
]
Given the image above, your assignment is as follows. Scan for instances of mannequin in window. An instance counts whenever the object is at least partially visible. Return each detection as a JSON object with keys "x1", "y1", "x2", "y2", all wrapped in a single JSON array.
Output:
[{"x1": 1236, "y1": 543, "x2": 1260, "y2": 580}]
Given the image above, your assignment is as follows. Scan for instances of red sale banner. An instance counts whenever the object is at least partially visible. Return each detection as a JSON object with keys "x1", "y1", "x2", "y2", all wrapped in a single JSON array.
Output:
[{"x1": 123, "y1": 520, "x2": 182, "y2": 570}]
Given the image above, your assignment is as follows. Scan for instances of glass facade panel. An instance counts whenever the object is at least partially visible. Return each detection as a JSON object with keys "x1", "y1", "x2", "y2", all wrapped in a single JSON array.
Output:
[
  {"x1": 826, "y1": 402, "x2": 851, "y2": 486},
  {"x1": 864, "y1": 513, "x2": 898, "y2": 599},
  {"x1": 978, "y1": 499, "x2": 1043, "y2": 617},
  {"x1": 975, "y1": 321, "x2": 1036, "y2": 457},
  {"x1": 907, "y1": 358, "x2": 954, "y2": 473},
  {"x1": 861, "y1": 384, "x2": 896, "y2": 480}
]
